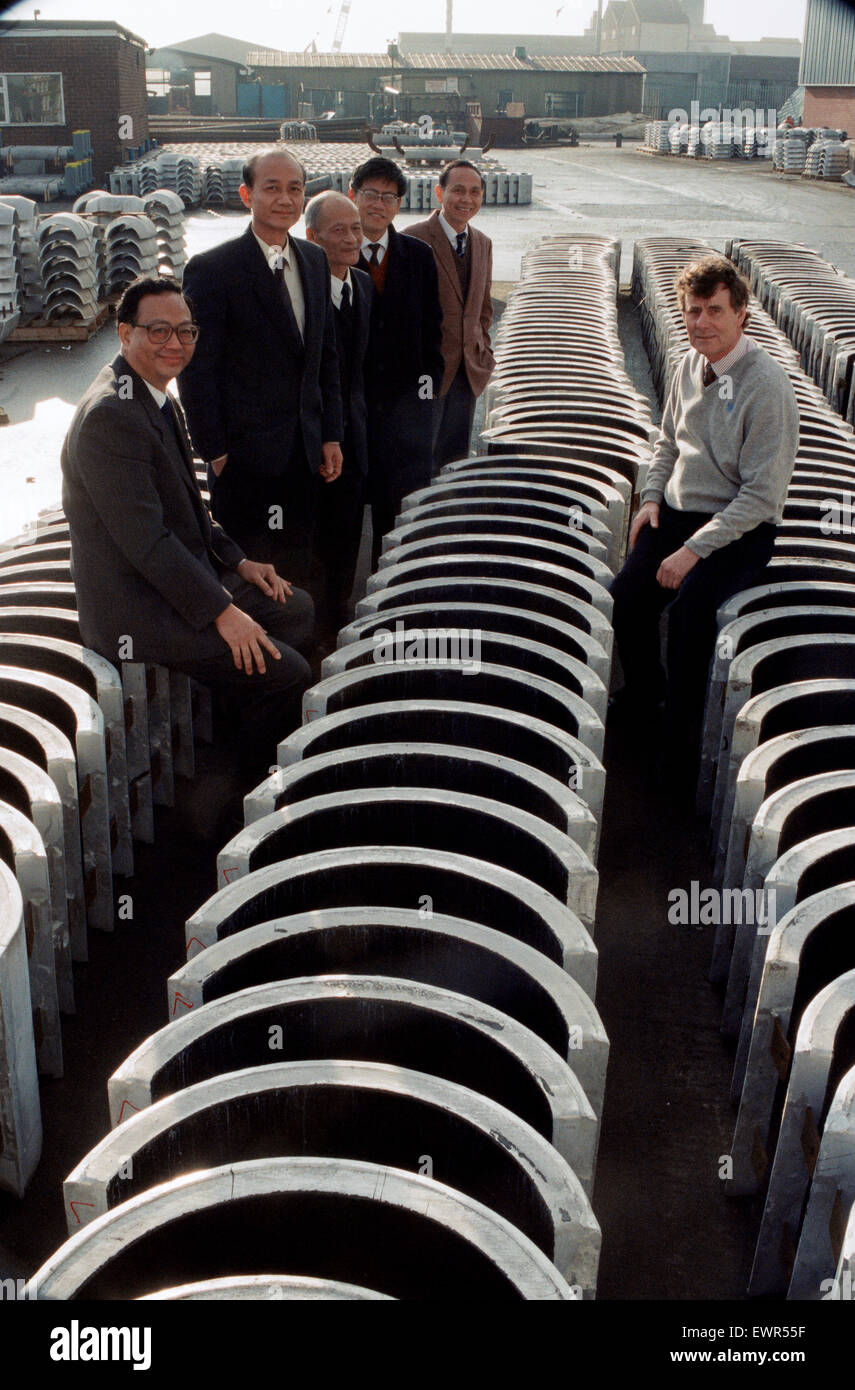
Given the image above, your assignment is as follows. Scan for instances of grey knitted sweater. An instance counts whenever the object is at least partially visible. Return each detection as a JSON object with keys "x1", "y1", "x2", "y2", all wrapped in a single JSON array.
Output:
[{"x1": 640, "y1": 341, "x2": 799, "y2": 558}]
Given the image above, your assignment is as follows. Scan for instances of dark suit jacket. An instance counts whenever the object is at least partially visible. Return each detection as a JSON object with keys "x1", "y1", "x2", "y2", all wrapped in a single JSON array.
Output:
[
  {"x1": 335, "y1": 265, "x2": 372, "y2": 478},
  {"x1": 357, "y1": 223, "x2": 445, "y2": 500},
  {"x1": 61, "y1": 355, "x2": 246, "y2": 666},
  {"x1": 178, "y1": 225, "x2": 343, "y2": 478},
  {"x1": 403, "y1": 211, "x2": 495, "y2": 398}
]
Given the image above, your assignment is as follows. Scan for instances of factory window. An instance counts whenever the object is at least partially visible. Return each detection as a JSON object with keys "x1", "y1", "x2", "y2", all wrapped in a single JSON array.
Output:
[
  {"x1": 0, "y1": 71, "x2": 64, "y2": 125},
  {"x1": 193, "y1": 70, "x2": 212, "y2": 97},
  {"x1": 146, "y1": 69, "x2": 171, "y2": 98}
]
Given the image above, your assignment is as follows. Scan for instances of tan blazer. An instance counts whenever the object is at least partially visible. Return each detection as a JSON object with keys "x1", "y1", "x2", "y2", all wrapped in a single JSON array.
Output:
[{"x1": 404, "y1": 210, "x2": 495, "y2": 399}]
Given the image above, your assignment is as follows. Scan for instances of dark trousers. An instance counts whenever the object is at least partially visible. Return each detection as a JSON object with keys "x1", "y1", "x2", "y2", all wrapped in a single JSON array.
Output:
[
  {"x1": 208, "y1": 448, "x2": 321, "y2": 596},
  {"x1": 313, "y1": 440, "x2": 366, "y2": 636},
  {"x1": 432, "y1": 363, "x2": 477, "y2": 475},
  {"x1": 610, "y1": 501, "x2": 776, "y2": 747},
  {"x1": 169, "y1": 575, "x2": 314, "y2": 773}
]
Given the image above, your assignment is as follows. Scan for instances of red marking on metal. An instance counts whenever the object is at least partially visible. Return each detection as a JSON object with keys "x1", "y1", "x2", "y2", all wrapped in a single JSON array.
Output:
[
  {"x1": 69, "y1": 1201, "x2": 95, "y2": 1225},
  {"x1": 186, "y1": 936, "x2": 205, "y2": 958},
  {"x1": 117, "y1": 1099, "x2": 141, "y2": 1124},
  {"x1": 171, "y1": 991, "x2": 194, "y2": 1015}
]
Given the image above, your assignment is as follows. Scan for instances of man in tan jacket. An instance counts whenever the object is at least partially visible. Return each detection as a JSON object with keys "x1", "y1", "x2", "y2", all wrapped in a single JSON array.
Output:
[{"x1": 404, "y1": 158, "x2": 495, "y2": 472}]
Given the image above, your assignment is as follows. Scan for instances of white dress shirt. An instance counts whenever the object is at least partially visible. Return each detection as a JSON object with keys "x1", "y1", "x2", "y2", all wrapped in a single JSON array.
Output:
[
  {"x1": 360, "y1": 229, "x2": 389, "y2": 264},
  {"x1": 330, "y1": 267, "x2": 353, "y2": 310},
  {"x1": 252, "y1": 229, "x2": 306, "y2": 338},
  {"x1": 439, "y1": 208, "x2": 468, "y2": 254},
  {"x1": 144, "y1": 381, "x2": 167, "y2": 408}
]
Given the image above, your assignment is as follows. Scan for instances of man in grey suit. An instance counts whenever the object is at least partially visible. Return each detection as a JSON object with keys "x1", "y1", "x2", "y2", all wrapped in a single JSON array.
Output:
[{"x1": 61, "y1": 274, "x2": 313, "y2": 776}]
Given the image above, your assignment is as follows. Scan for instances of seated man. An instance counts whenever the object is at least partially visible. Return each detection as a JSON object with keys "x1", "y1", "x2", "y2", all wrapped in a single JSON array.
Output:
[
  {"x1": 609, "y1": 255, "x2": 799, "y2": 786},
  {"x1": 61, "y1": 274, "x2": 313, "y2": 784}
]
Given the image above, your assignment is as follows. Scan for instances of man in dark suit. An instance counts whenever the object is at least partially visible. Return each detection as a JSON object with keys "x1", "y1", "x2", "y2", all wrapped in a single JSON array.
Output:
[
  {"x1": 349, "y1": 156, "x2": 444, "y2": 562},
  {"x1": 404, "y1": 159, "x2": 496, "y2": 472},
  {"x1": 305, "y1": 190, "x2": 373, "y2": 641},
  {"x1": 61, "y1": 274, "x2": 313, "y2": 776},
  {"x1": 178, "y1": 149, "x2": 343, "y2": 594}
]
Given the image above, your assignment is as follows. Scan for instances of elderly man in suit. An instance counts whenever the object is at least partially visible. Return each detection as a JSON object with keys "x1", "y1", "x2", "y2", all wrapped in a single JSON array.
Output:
[
  {"x1": 61, "y1": 274, "x2": 313, "y2": 779},
  {"x1": 404, "y1": 158, "x2": 496, "y2": 472},
  {"x1": 178, "y1": 148, "x2": 342, "y2": 595},
  {"x1": 349, "y1": 156, "x2": 445, "y2": 562},
  {"x1": 304, "y1": 190, "x2": 373, "y2": 643}
]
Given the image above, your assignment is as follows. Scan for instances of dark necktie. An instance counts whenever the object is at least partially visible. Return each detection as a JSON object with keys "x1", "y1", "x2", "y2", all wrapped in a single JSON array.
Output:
[
  {"x1": 339, "y1": 280, "x2": 351, "y2": 315},
  {"x1": 161, "y1": 396, "x2": 179, "y2": 442},
  {"x1": 366, "y1": 243, "x2": 381, "y2": 265},
  {"x1": 702, "y1": 361, "x2": 716, "y2": 388},
  {"x1": 456, "y1": 232, "x2": 467, "y2": 257}
]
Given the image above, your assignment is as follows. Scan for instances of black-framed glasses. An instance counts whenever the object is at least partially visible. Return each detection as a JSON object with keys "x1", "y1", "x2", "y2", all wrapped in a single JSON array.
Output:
[
  {"x1": 132, "y1": 320, "x2": 199, "y2": 345},
  {"x1": 358, "y1": 189, "x2": 401, "y2": 204}
]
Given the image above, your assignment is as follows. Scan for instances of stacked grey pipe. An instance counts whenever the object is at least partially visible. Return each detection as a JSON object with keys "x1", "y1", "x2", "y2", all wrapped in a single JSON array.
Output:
[
  {"x1": 19, "y1": 234, "x2": 657, "y2": 1301},
  {"x1": 106, "y1": 141, "x2": 531, "y2": 209},
  {"x1": 633, "y1": 234, "x2": 855, "y2": 1302},
  {"x1": 726, "y1": 238, "x2": 855, "y2": 424},
  {"x1": 0, "y1": 517, "x2": 209, "y2": 1200}
]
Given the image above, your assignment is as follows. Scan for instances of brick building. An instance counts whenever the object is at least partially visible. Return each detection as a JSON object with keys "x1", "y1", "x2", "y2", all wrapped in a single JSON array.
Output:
[{"x1": 0, "y1": 19, "x2": 149, "y2": 183}]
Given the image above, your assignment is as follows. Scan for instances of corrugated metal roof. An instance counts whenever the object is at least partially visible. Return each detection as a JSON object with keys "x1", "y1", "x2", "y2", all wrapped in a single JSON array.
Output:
[{"x1": 248, "y1": 50, "x2": 646, "y2": 73}]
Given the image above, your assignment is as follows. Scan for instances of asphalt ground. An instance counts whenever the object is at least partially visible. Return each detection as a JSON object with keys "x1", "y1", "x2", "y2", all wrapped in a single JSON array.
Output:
[{"x1": 0, "y1": 144, "x2": 853, "y2": 1303}]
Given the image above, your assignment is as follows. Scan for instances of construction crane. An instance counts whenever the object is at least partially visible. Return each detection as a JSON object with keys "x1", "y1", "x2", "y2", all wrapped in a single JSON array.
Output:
[{"x1": 331, "y1": 0, "x2": 352, "y2": 52}]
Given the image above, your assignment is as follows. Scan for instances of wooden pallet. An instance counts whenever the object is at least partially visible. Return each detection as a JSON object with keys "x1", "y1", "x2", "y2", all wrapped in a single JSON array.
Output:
[{"x1": 9, "y1": 303, "x2": 110, "y2": 343}]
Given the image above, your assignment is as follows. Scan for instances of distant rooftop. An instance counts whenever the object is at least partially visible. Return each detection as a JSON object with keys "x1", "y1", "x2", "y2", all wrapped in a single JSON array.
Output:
[
  {"x1": 249, "y1": 51, "x2": 645, "y2": 72},
  {"x1": 162, "y1": 33, "x2": 266, "y2": 64}
]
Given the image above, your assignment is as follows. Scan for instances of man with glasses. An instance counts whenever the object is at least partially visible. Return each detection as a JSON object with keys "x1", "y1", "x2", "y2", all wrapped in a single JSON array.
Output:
[
  {"x1": 349, "y1": 156, "x2": 444, "y2": 561},
  {"x1": 178, "y1": 148, "x2": 342, "y2": 596},
  {"x1": 61, "y1": 275, "x2": 314, "y2": 785}
]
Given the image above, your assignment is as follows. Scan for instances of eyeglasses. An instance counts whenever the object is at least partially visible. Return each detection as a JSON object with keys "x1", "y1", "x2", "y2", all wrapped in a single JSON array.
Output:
[
  {"x1": 358, "y1": 189, "x2": 401, "y2": 205},
  {"x1": 132, "y1": 320, "x2": 199, "y2": 345}
]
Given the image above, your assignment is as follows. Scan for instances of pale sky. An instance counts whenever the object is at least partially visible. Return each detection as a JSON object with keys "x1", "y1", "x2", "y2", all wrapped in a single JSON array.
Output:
[{"x1": 2, "y1": 0, "x2": 808, "y2": 52}]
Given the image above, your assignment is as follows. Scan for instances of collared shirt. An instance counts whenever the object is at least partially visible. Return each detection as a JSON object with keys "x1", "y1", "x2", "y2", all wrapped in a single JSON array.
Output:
[
  {"x1": 252, "y1": 228, "x2": 306, "y2": 338},
  {"x1": 439, "y1": 208, "x2": 468, "y2": 253},
  {"x1": 704, "y1": 332, "x2": 757, "y2": 378},
  {"x1": 144, "y1": 380, "x2": 167, "y2": 408},
  {"x1": 361, "y1": 229, "x2": 389, "y2": 264},
  {"x1": 330, "y1": 267, "x2": 353, "y2": 311}
]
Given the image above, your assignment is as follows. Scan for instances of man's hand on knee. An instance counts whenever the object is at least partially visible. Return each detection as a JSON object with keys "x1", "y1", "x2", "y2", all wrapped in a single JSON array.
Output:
[
  {"x1": 215, "y1": 603, "x2": 283, "y2": 674},
  {"x1": 237, "y1": 559, "x2": 292, "y2": 604},
  {"x1": 629, "y1": 500, "x2": 659, "y2": 550},
  {"x1": 656, "y1": 545, "x2": 699, "y2": 590}
]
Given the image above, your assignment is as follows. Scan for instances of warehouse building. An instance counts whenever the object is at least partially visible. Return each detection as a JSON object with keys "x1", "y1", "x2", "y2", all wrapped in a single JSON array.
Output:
[
  {"x1": 800, "y1": 0, "x2": 855, "y2": 132},
  {"x1": 0, "y1": 18, "x2": 149, "y2": 183},
  {"x1": 246, "y1": 47, "x2": 646, "y2": 122}
]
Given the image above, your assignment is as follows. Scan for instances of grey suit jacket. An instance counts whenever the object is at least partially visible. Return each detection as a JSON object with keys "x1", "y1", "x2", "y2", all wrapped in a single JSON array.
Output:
[{"x1": 61, "y1": 355, "x2": 246, "y2": 666}]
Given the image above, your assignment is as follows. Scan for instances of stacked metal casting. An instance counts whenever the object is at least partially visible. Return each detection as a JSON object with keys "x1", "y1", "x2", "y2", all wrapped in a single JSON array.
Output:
[
  {"x1": 104, "y1": 141, "x2": 531, "y2": 209},
  {"x1": 726, "y1": 239, "x2": 855, "y2": 426},
  {"x1": 0, "y1": 202, "x2": 21, "y2": 342},
  {"x1": 72, "y1": 191, "x2": 187, "y2": 283},
  {"x1": 21, "y1": 234, "x2": 649, "y2": 1302},
  {"x1": 634, "y1": 234, "x2": 855, "y2": 1302},
  {"x1": 0, "y1": 197, "x2": 41, "y2": 320},
  {"x1": 0, "y1": 514, "x2": 210, "y2": 1199},
  {"x1": 37, "y1": 214, "x2": 99, "y2": 323}
]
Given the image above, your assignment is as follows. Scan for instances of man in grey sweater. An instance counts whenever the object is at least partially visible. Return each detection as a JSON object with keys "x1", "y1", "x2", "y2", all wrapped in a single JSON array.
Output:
[{"x1": 609, "y1": 255, "x2": 799, "y2": 781}]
